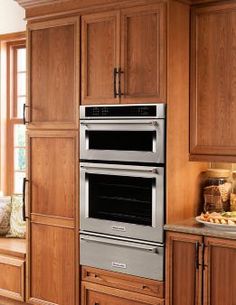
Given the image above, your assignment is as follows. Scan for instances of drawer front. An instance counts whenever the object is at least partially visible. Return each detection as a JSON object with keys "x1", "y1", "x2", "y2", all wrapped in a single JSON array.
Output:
[
  {"x1": 82, "y1": 266, "x2": 164, "y2": 298},
  {"x1": 0, "y1": 255, "x2": 25, "y2": 301},
  {"x1": 82, "y1": 281, "x2": 165, "y2": 305},
  {"x1": 80, "y1": 234, "x2": 164, "y2": 280}
]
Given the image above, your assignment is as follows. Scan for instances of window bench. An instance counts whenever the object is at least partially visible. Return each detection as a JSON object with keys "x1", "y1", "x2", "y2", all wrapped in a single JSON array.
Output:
[{"x1": 0, "y1": 238, "x2": 26, "y2": 304}]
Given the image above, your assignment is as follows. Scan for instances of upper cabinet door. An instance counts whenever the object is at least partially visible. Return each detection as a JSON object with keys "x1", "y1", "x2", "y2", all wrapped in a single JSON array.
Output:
[
  {"x1": 81, "y1": 11, "x2": 120, "y2": 105},
  {"x1": 190, "y1": 3, "x2": 236, "y2": 161},
  {"x1": 28, "y1": 17, "x2": 80, "y2": 129},
  {"x1": 120, "y1": 4, "x2": 166, "y2": 104}
]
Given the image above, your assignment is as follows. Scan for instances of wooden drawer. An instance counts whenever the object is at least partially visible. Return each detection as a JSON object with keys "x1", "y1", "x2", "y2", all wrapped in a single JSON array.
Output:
[
  {"x1": 0, "y1": 254, "x2": 25, "y2": 301},
  {"x1": 82, "y1": 281, "x2": 164, "y2": 305},
  {"x1": 82, "y1": 266, "x2": 164, "y2": 298}
]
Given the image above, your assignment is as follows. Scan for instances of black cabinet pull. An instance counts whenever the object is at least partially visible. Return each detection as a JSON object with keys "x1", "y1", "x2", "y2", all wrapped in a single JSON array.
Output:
[
  {"x1": 113, "y1": 68, "x2": 119, "y2": 98},
  {"x1": 23, "y1": 178, "x2": 29, "y2": 221},
  {"x1": 118, "y1": 68, "x2": 124, "y2": 98},
  {"x1": 195, "y1": 241, "x2": 200, "y2": 269},
  {"x1": 23, "y1": 104, "x2": 30, "y2": 125},
  {"x1": 94, "y1": 303, "x2": 99, "y2": 305}
]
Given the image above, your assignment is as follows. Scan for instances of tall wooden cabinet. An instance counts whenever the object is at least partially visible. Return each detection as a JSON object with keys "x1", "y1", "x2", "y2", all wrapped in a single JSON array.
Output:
[
  {"x1": 26, "y1": 16, "x2": 80, "y2": 305},
  {"x1": 190, "y1": 1, "x2": 236, "y2": 162},
  {"x1": 81, "y1": 3, "x2": 166, "y2": 104}
]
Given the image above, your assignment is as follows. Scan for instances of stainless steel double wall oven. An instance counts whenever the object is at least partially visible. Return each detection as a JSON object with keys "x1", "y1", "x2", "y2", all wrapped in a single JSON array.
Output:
[{"x1": 80, "y1": 104, "x2": 166, "y2": 280}]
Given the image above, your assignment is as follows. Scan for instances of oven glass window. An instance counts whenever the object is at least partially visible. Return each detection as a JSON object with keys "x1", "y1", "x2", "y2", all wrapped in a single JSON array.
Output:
[
  {"x1": 87, "y1": 131, "x2": 155, "y2": 152},
  {"x1": 88, "y1": 174, "x2": 153, "y2": 226}
]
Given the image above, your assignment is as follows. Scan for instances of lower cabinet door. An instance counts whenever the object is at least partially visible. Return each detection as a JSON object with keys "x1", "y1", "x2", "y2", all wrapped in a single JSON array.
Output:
[
  {"x1": 82, "y1": 281, "x2": 164, "y2": 305},
  {"x1": 166, "y1": 232, "x2": 203, "y2": 305},
  {"x1": 27, "y1": 223, "x2": 75, "y2": 305},
  {"x1": 204, "y1": 237, "x2": 236, "y2": 305},
  {"x1": 0, "y1": 255, "x2": 25, "y2": 302}
]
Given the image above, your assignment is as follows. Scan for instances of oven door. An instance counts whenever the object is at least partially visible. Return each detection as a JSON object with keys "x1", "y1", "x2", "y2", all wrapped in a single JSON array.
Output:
[
  {"x1": 80, "y1": 119, "x2": 165, "y2": 164},
  {"x1": 80, "y1": 162, "x2": 164, "y2": 243}
]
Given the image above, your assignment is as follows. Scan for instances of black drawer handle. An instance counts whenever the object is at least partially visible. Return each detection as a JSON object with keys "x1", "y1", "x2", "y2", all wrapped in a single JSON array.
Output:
[
  {"x1": 195, "y1": 241, "x2": 199, "y2": 269},
  {"x1": 113, "y1": 68, "x2": 119, "y2": 98},
  {"x1": 118, "y1": 68, "x2": 124, "y2": 97},
  {"x1": 23, "y1": 178, "x2": 29, "y2": 221}
]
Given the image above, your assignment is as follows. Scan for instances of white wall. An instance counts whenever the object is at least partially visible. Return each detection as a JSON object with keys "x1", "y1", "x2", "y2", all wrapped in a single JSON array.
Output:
[{"x1": 0, "y1": 1, "x2": 26, "y2": 35}]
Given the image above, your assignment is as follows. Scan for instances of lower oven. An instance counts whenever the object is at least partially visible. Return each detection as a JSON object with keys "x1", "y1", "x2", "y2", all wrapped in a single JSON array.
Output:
[
  {"x1": 80, "y1": 232, "x2": 164, "y2": 280},
  {"x1": 80, "y1": 162, "x2": 164, "y2": 243}
]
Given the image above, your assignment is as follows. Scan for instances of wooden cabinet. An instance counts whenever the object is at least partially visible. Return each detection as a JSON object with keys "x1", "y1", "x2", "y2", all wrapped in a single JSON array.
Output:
[
  {"x1": 204, "y1": 237, "x2": 236, "y2": 305},
  {"x1": 28, "y1": 17, "x2": 80, "y2": 129},
  {"x1": 81, "y1": 266, "x2": 164, "y2": 305},
  {"x1": 166, "y1": 232, "x2": 236, "y2": 305},
  {"x1": 81, "y1": 11, "x2": 120, "y2": 105},
  {"x1": 120, "y1": 5, "x2": 166, "y2": 103},
  {"x1": 81, "y1": 3, "x2": 166, "y2": 105},
  {"x1": 0, "y1": 255, "x2": 25, "y2": 302},
  {"x1": 190, "y1": 2, "x2": 236, "y2": 161},
  {"x1": 0, "y1": 238, "x2": 26, "y2": 304},
  {"x1": 166, "y1": 232, "x2": 203, "y2": 305},
  {"x1": 26, "y1": 130, "x2": 77, "y2": 305}
]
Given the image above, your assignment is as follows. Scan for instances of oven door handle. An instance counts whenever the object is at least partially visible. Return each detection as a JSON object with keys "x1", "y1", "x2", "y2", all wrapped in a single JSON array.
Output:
[
  {"x1": 80, "y1": 235, "x2": 159, "y2": 253},
  {"x1": 80, "y1": 164, "x2": 162, "y2": 178},
  {"x1": 80, "y1": 120, "x2": 162, "y2": 131}
]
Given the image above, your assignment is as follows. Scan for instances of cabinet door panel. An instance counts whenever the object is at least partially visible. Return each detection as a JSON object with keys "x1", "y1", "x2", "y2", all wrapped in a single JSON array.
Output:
[
  {"x1": 120, "y1": 4, "x2": 166, "y2": 103},
  {"x1": 82, "y1": 11, "x2": 120, "y2": 104},
  {"x1": 29, "y1": 17, "x2": 79, "y2": 128},
  {"x1": 190, "y1": 3, "x2": 236, "y2": 160},
  {"x1": 166, "y1": 232, "x2": 203, "y2": 305},
  {"x1": 28, "y1": 131, "x2": 76, "y2": 219},
  {"x1": 28, "y1": 223, "x2": 75, "y2": 305},
  {"x1": 82, "y1": 281, "x2": 164, "y2": 305},
  {"x1": 204, "y1": 237, "x2": 236, "y2": 305}
]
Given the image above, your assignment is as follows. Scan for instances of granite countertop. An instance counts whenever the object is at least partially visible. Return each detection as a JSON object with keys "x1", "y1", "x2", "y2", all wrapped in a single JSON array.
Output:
[{"x1": 164, "y1": 218, "x2": 236, "y2": 240}]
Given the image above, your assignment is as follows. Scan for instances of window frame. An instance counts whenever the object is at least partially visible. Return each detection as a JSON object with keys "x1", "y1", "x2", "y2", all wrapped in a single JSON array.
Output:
[{"x1": 0, "y1": 33, "x2": 26, "y2": 195}]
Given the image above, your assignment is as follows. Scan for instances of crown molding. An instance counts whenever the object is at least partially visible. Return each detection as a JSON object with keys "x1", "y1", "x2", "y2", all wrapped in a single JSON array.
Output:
[{"x1": 15, "y1": 0, "x2": 71, "y2": 9}]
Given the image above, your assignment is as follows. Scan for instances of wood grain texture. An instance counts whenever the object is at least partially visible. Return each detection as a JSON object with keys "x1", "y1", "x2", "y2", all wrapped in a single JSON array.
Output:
[
  {"x1": 81, "y1": 11, "x2": 120, "y2": 104},
  {"x1": 28, "y1": 223, "x2": 75, "y2": 305},
  {"x1": 81, "y1": 266, "x2": 164, "y2": 298},
  {"x1": 28, "y1": 131, "x2": 77, "y2": 219},
  {"x1": 81, "y1": 281, "x2": 164, "y2": 305},
  {"x1": 204, "y1": 237, "x2": 236, "y2": 305},
  {"x1": 0, "y1": 295, "x2": 28, "y2": 305},
  {"x1": 166, "y1": 0, "x2": 207, "y2": 223},
  {"x1": 165, "y1": 232, "x2": 203, "y2": 305},
  {"x1": 29, "y1": 17, "x2": 79, "y2": 129},
  {"x1": 190, "y1": 2, "x2": 236, "y2": 160},
  {"x1": 120, "y1": 4, "x2": 166, "y2": 103},
  {"x1": 0, "y1": 254, "x2": 25, "y2": 302},
  {"x1": 0, "y1": 238, "x2": 26, "y2": 259}
]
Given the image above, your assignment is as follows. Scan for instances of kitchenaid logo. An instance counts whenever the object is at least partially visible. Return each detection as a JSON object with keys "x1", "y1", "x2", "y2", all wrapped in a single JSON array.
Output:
[
  {"x1": 112, "y1": 262, "x2": 127, "y2": 269},
  {"x1": 111, "y1": 225, "x2": 126, "y2": 232}
]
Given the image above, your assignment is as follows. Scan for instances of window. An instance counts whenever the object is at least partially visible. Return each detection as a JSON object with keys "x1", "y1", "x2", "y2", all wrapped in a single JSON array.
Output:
[{"x1": 6, "y1": 41, "x2": 27, "y2": 194}]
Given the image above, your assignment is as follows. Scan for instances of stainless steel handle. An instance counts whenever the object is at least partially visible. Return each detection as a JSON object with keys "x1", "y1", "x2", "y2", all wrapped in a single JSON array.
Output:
[
  {"x1": 81, "y1": 235, "x2": 159, "y2": 253},
  {"x1": 81, "y1": 163, "x2": 160, "y2": 173}
]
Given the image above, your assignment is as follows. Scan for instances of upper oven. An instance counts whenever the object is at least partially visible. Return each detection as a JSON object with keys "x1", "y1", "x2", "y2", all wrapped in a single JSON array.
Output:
[{"x1": 80, "y1": 104, "x2": 165, "y2": 164}]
